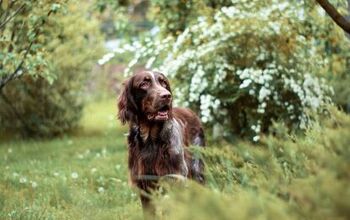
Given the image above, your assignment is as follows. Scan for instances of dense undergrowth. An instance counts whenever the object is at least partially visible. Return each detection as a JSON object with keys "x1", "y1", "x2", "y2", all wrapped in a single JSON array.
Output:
[
  {"x1": 0, "y1": 100, "x2": 349, "y2": 219},
  {"x1": 153, "y1": 107, "x2": 350, "y2": 220}
]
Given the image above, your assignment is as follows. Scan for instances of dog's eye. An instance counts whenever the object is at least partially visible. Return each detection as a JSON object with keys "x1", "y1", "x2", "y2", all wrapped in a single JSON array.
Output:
[
  {"x1": 159, "y1": 78, "x2": 167, "y2": 88},
  {"x1": 140, "y1": 81, "x2": 150, "y2": 89}
]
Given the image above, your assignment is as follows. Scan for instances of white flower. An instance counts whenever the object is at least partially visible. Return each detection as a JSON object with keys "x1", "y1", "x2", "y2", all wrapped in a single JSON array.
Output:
[
  {"x1": 91, "y1": 168, "x2": 97, "y2": 173},
  {"x1": 257, "y1": 108, "x2": 265, "y2": 114},
  {"x1": 53, "y1": 172, "x2": 59, "y2": 177},
  {"x1": 239, "y1": 79, "x2": 252, "y2": 89},
  {"x1": 71, "y1": 172, "x2": 78, "y2": 179},
  {"x1": 102, "y1": 148, "x2": 107, "y2": 156},
  {"x1": 258, "y1": 87, "x2": 271, "y2": 102},
  {"x1": 201, "y1": 116, "x2": 209, "y2": 123},
  {"x1": 253, "y1": 135, "x2": 260, "y2": 142},
  {"x1": 19, "y1": 177, "x2": 27, "y2": 184},
  {"x1": 98, "y1": 187, "x2": 105, "y2": 193},
  {"x1": 31, "y1": 181, "x2": 38, "y2": 188}
]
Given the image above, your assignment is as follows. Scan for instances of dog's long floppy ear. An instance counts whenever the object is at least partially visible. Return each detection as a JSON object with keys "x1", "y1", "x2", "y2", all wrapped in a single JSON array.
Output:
[{"x1": 118, "y1": 78, "x2": 138, "y2": 124}]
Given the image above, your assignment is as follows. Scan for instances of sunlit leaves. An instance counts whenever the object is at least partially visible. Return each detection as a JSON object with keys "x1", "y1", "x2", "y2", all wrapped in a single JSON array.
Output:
[{"x1": 0, "y1": 0, "x2": 67, "y2": 88}]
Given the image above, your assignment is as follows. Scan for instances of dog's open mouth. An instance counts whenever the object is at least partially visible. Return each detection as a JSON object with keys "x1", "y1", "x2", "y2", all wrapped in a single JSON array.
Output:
[{"x1": 147, "y1": 105, "x2": 170, "y2": 121}]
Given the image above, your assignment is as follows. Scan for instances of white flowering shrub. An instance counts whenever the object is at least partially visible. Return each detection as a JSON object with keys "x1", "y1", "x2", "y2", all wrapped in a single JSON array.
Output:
[{"x1": 101, "y1": 0, "x2": 340, "y2": 140}]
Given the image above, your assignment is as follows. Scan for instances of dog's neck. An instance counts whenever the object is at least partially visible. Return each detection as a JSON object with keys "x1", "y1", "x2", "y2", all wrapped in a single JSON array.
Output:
[
  {"x1": 134, "y1": 120, "x2": 173, "y2": 143},
  {"x1": 139, "y1": 122, "x2": 160, "y2": 142}
]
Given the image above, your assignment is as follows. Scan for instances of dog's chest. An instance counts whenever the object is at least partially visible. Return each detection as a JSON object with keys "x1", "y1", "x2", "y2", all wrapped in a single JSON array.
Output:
[
  {"x1": 139, "y1": 137, "x2": 186, "y2": 176},
  {"x1": 129, "y1": 120, "x2": 188, "y2": 177}
]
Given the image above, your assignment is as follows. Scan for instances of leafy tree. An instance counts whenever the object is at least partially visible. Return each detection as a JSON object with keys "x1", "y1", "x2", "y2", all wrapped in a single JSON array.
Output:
[
  {"x1": 116, "y1": 0, "x2": 349, "y2": 141},
  {"x1": 0, "y1": 1, "x2": 104, "y2": 137},
  {"x1": 92, "y1": 0, "x2": 151, "y2": 40},
  {"x1": 0, "y1": 0, "x2": 65, "y2": 90}
]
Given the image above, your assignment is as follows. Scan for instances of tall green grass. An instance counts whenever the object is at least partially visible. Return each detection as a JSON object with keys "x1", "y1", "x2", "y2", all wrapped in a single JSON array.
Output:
[
  {"x1": 0, "y1": 99, "x2": 142, "y2": 220},
  {"x1": 1, "y1": 100, "x2": 349, "y2": 220},
  {"x1": 153, "y1": 108, "x2": 350, "y2": 220}
]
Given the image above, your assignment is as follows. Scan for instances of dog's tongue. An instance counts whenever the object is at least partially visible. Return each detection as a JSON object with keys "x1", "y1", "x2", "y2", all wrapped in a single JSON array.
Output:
[
  {"x1": 158, "y1": 111, "x2": 167, "y2": 116},
  {"x1": 155, "y1": 111, "x2": 168, "y2": 120}
]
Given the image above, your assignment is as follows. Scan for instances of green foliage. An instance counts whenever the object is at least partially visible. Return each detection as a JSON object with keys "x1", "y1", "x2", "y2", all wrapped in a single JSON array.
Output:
[
  {"x1": 0, "y1": 0, "x2": 67, "y2": 88},
  {"x1": 1, "y1": 100, "x2": 349, "y2": 219},
  {"x1": 149, "y1": 0, "x2": 233, "y2": 36},
  {"x1": 0, "y1": 100, "x2": 142, "y2": 219},
  {"x1": 0, "y1": 1, "x2": 104, "y2": 137},
  {"x1": 93, "y1": 0, "x2": 151, "y2": 40},
  {"x1": 325, "y1": 34, "x2": 350, "y2": 111},
  {"x1": 301, "y1": 0, "x2": 350, "y2": 111},
  {"x1": 124, "y1": 0, "x2": 346, "y2": 141},
  {"x1": 152, "y1": 107, "x2": 350, "y2": 220}
]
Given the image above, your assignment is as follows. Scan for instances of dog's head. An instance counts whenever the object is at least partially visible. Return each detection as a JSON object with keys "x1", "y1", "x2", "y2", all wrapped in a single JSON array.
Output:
[{"x1": 118, "y1": 70, "x2": 172, "y2": 124}]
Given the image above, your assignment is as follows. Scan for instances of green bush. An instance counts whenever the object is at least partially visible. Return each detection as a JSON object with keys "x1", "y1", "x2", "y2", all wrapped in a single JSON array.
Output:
[
  {"x1": 149, "y1": 0, "x2": 234, "y2": 37},
  {"x1": 122, "y1": 0, "x2": 348, "y2": 141},
  {"x1": 0, "y1": 1, "x2": 61, "y2": 87},
  {"x1": 152, "y1": 107, "x2": 350, "y2": 220},
  {"x1": 0, "y1": 2, "x2": 104, "y2": 137}
]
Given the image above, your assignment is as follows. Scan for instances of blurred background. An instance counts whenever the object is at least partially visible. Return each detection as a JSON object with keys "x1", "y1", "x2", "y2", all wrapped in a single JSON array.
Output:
[{"x1": 0, "y1": 0, "x2": 349, "y2": 219}]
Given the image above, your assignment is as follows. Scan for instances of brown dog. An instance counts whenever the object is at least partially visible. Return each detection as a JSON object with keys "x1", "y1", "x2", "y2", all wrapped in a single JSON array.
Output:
[{"x1": 118, "y1": 70, "x2": 205, "y2": 213}]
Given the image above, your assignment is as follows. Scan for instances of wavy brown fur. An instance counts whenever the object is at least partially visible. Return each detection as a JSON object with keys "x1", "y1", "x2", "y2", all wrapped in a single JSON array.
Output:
[{"x1": 118, "y1": 71, "x2": 205, "y2": 214}]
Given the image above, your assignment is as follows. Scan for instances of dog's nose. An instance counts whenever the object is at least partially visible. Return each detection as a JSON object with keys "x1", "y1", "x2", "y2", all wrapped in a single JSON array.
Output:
[{"x1": 160, "y1": 91, "x2": 171, "y2": 100}]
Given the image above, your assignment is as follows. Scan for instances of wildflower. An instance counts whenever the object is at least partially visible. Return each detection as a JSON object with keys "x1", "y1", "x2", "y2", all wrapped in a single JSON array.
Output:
[
  {"x1": 71, "y1": 172, "x2": 78, "y2": 179},
  {"x1": 31, "y1": 181, "x2": 38, "y2": 188},
  {"x1": 91, "y1": 168, "x2": 97, "y2": 173},
  {"x1": 253, "y1": 135, "x2": 260, "y2": 142},
  {"x1": 98, "y1": 187, "x2": 105, "y2": 193},
  {"x1": 19, "y1": 177, "x2": 27, "y2": 183},
  {"x1": 102, "y1": 148, "x2": 107, "y2": 156},
  {"x1": 257, "y1": 108, "x2": 265, "y2": 114},
  {"x1": 239, "y1": 79, "x2": 252, "y2": 89},
  {"x1": 259, "y1": 87, "x2": 271, "y2": 102}
]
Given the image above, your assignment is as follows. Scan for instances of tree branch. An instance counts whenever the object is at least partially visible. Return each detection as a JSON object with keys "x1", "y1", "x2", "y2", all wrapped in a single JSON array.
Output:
[
  {"x1": 0, "y1": 8, "x2": 55, "y2": 91},
  {"x1": 0, "y1": 4, "x2": 25, "y2": 30},
  {"x1": 316, "y1": 0, "x2": 350, "y2": 34},
  {"x1": 0, "y1": 41, "x2": 33, "y2": 91}
]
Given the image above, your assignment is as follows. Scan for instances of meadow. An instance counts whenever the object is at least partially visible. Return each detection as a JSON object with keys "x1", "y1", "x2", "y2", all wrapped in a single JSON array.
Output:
[
  {"x1": 1, "y1": 99, "x2": 349, "y2": 220},
  {"x1": 1, "y1": 1, "x2": 349, "y2": 219},
  {"x1": 0, "y1": 99, "x2": 142, "y2": 219}
]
